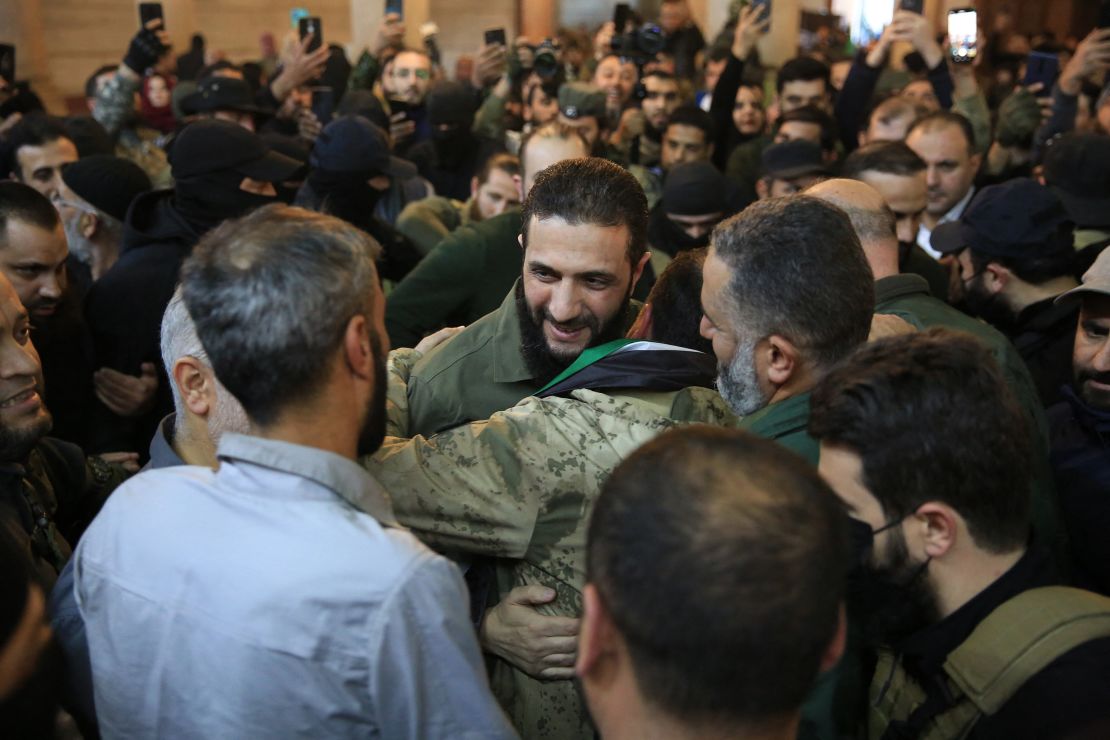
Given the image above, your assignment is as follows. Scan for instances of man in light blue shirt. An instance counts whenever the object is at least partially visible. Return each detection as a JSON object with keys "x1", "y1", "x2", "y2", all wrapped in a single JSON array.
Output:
[{"x1": 69, "y1": 204, "x2": 515, "y2": 738}]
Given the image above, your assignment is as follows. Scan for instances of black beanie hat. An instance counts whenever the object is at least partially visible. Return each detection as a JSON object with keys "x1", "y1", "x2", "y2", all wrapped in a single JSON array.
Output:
[
  {"x1": 426, "y1": 81, "x2": 476, "y2": 128},
  {"x1": 662, "y1": 162, "x2": 731, "y2": 216},
  {"x1": 61, "y1": 154, "x2": 153, "y2": 222}
]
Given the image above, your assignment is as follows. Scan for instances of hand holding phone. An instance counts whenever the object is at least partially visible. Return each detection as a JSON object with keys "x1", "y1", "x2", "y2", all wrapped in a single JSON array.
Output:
[
  {"x1": 299, "y1": 17, "x2": 323, "y2": 53},
  {"x1": 138, "y1": 2, "x2": 164, "y2": 29},
  {"x1": 947, "y1": 8, "x2": 978, "y2": 64},
  {"x1": 484, "y1": 28, "x2": 507, "y2": 48}
]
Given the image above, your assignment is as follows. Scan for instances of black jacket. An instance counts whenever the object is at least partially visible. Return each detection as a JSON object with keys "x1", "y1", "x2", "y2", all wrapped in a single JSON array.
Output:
[
  {"x1": 1049, "y1": 388, "x2": 1110, "y2": 596},
  {"x1": 83, "y1": 189, "x2": 201, "y2": 454},
  {"x1": 885, "y1": 546, "x2": 1110, "y2": 739},
  {"x1": 1010, "y1": 296, "x2": 1080, "y2": 408}
]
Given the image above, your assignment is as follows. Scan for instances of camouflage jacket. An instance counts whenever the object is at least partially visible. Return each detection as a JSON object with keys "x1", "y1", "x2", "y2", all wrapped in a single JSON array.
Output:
[{"x1": 372, "y1": 349, "x2": 737, "y2": 738}]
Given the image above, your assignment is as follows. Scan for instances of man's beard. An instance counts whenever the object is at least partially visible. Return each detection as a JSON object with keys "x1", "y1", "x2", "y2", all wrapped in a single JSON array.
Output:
[
  {"x1": 962, "y1": 275, "x2": 1017, "y2": 333},
  {"x1": 1076, "y1": 367, "x2": 1110, "y2": 410},
  {"x1": 716, "y1": 336, "x2": 769, "y2": 417},
  {"x1": 0, "y1": 409, "x2": 52, "y2": 462},
  {"x1": 514, "y1": 280, "x2": 632, "y2": 381},
  {"x1": 356, "y1": 333, "x2": 388, "y2": 457},
  {"x1": 62, "y1": 215, "x2": 96, "y2": 268},
  {"x1": 849, "y1": 527, "x2": 939, "y2": 648}
]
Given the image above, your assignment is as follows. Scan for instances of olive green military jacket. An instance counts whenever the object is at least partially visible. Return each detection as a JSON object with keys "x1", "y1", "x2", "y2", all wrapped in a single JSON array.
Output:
[
  {"x1": 395, "y1": 195, "x2": 475, "y2": 257},
  {"x1": 385, "y1": 209, "x2": 523, "y2": 350},
  {"x1": 738, "y1": 392, "x2": 817, "y2": 463},
  {"x1": 370, "y1": 363, "x2": 737, "y2": 739},
  {"x1": 875, "y1": 274, "x2": 1067, "y2": 562}
]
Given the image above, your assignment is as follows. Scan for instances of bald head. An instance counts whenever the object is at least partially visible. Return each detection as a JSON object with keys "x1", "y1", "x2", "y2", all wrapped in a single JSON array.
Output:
[{"x1": 807, "y1": 179, "x2": 898, "y2": 279}]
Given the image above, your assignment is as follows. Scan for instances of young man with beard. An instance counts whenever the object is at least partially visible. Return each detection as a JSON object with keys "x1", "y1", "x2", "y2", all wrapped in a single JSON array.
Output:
[
  {"x1": 810, "y1": 329, "x2": 1110, "y2": 739},
  {"x1": 0, "y1": 114, "x2": 78, "y2": 201},
  {"x1": 609, "y1": 70, "x2": 684, "y2": 167},
  {"x1": 1048, "y1": 249, "x2": 1110, "y2": 596},
  {"x1": 367, "y1": 249, "x2": 730, "y2": 739},
  {"x1": 932, "y1": 179, "x2": 1080, "y2": 407},
  {"x1": 629, "y1": 104, "x2": 716, "y2": 209},
  {"x1": 385, "y1": 122, "x2": 590, "y2": 350},
  {"x1": 809, "y1": 178, "x2": 1068, "y2": 565},
  {"x1": 399, "y1": 156, "x2": 649, "y2": 437},
  {"x1": 71, "y1": 205, "x2": 515, "y2": 738}
]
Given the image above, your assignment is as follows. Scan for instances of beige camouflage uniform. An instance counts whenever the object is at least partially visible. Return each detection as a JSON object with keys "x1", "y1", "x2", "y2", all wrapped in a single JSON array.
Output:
[{"x1": 370, "y1": 349, "x2": 738, "y2": 738}]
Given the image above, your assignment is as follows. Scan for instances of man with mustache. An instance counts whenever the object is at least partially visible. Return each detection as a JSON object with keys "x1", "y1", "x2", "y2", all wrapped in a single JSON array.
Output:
[
  {"x1": 1048, "y1": 248, "x2": 1110, "y2": 596},
  {"x1": 400, "y1": 156, "x2": 649, "y2": 437},
  {"x1": 810, "y1": 329, "x2": 1110, "y2": 739},
  {"x1": 71, "y1": 205, "x2": 514, "y2": 738}
]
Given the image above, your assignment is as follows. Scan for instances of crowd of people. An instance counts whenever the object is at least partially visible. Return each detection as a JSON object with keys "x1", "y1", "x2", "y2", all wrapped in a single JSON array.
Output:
[{"x1": 1, "y1": 0, "x2": 1110, "y2": 737}]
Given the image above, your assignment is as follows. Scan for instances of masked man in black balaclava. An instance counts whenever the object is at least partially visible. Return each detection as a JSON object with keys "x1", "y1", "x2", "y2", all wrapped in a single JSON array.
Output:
[
  {"x1": 84, "y1": 119, "x2": 302, "y2": 456},
  {"x1": 407, "y1": 81, "x2": 505, "y2": 202},
  {"x1": 641, "y1": 161, "x2": 735, "y2": 299},
  {"x1": 295, "y1": 115, "x2": 422, "y2": 282}
]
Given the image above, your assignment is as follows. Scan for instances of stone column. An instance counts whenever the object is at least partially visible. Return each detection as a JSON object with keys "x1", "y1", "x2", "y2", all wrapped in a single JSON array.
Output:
[{"x1": 521, "y1": 0, "x2": 556, "y2": 42}]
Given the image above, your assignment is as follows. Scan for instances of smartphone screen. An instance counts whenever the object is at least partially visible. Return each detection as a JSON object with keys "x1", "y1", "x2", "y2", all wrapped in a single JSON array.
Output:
[
  {"x1": 385, "y1": 0, "x2": 404, "y2": 18},
  {"x1": 900, "y1": 0, "x2": 924, "y2": 14},
  {"x1": 290, "y1": 8, "x2": 309, "y2": 29},
  {"x1": 751, "y1": 0, "x2": 771, "y2": 20},
  {"x1": 484, "y1": 28, "x2": 507, "y2": 47},
  {"x1": 139, "y1": 2, "x2": 164, "y2": 28},
  {"x1": 299, "y1": 17, "x2": 323, "y2": 52},
  {"x1": 948, "y1": 9, "x2": 978, "y2": 64},
  {"x1": 0, "y1": 44, "x2": 14, "y2": 85},
  {"x1": 1022, "y1": 51, "x2": 1059, "y2": 90}
]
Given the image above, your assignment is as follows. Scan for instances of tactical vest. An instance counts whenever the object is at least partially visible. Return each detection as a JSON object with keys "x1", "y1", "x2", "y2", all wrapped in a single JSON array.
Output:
[{"x1": 869, "y1": 586, "x2": 1110, "y2": 739}]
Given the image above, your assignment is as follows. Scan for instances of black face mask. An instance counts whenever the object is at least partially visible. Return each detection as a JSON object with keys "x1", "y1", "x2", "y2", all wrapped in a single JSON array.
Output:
[
  {"x1": 432, "y1": 123, "x2": 474, "y2": 170},
  {"x1": 307, "y1": 169, "x2": 385, "y2": 232},
  {"x1": 648, "y1": 207, "x2": 710, "y2": 258},
  {"x1": 846, "y1": 517, "x2": 939, "y2": 647},
  {"x1": 175, "y1": 169, "x2": 278, "y2": 231}
]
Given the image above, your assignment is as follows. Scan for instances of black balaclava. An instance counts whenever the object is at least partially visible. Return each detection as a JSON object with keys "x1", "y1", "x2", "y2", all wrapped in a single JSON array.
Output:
[
  {"x1": 174, "y1": 167, "x2": 277, "y2": 234},
  {"x1": 306, "y1": 168, "x2": 384, "y2": 233},
  {"x1": 648, "y1": 205, "x2": 710, "y2": 258}
]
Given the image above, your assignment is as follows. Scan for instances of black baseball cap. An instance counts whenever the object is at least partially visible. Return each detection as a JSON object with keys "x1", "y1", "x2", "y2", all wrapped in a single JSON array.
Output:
[
  {"x1": 1042, "y1": 133, "x2": 1110, "y2": 229},
  {"x1": 310, "y1": 116, "x2": 402, "y2": 176},
  {"x1": 169, "y1": 119, "x2": 303, "y2": 182},
  {"x1": 180, "y1": 76, "x2": 271, "y2": 117},
  {"x1": 930, "y1": 178, "x2": 1071, "y2": 258},
  {"x1": 762, "y1": 140, "x2": 828, "y2": 180}
]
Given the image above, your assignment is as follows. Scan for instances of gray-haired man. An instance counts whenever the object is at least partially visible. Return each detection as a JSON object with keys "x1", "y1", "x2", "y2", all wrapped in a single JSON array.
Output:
[{"x1": 67, "y1": 205, "x2": 515, "y2": 738}]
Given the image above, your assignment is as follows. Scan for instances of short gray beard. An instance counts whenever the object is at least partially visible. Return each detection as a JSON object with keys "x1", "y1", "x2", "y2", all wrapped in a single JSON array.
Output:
[
  {"x1": 62, "y1": 215, "x2": 96, "y2": 266},
  {"x1": 716, "y1": 336, "x2": 769, "y2": 417}
]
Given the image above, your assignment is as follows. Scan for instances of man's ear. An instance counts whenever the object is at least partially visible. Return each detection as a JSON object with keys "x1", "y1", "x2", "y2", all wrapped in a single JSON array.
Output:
[
  {"x1": 763, "y1": 333, "x2": 800, "y2": 388},
  {"x1": 576, "y1": 584, "x2": 615, "y2": 679},
  {"x1": 912, "y1": 502, "x2": 960, "y2": 560},
  {"x1": 80, "y1": 211, "x2": 100, "y2": 240},
  {"x1": 343, "y1": 314, "x2": 373, "y2": 380},
  {"x1": 983, "y1": 262, "x2": 1010, "y2": 294},
  {"x1": 470, "y1": 176, "x2": 480, "y2": 198},
  {"x1": 630, "y1": 251, "x2": 651, "y2": 292},
  {"x1": 706, "y1": 141, "x2": 715, "y2": 158},
  {"x1": 969, "y1": 152, "x2": 984, "y2": 173},
  {"x1": 513, "y1": 173, "x2": 524, "y2": 202},
  {"x1": 173, "y1": 356, "x2": 213, "y2": 419}
]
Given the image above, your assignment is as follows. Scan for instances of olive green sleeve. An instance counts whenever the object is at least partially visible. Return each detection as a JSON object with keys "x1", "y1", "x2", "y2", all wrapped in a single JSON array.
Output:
[
  {"x1": 385, "y1": 226, "x2": 484, "y2": 349},
  {"x1": 953, "y1": 91, "x2": 992, "y2": 155},
  {"x1": 473, "y1": 91, "x2": 507, "y2": 141}
]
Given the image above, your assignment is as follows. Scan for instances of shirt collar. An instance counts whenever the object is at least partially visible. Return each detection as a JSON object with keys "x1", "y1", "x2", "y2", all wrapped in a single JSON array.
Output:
[
  {"x1": 875, "y1": 273, "x2": 931, "y2": 303},
  {"x1": 147, "y1": 414, "x2": 186, "y2": 470},
  {"x1": 217, "y1": 434, "x2": 397, "y2": 526},
  {"x1": 491, "y1": 281, "x2": 534, "y2": 384},
  {"x1": 938, "y1": 186, "x2": 977, "y2": 226}
]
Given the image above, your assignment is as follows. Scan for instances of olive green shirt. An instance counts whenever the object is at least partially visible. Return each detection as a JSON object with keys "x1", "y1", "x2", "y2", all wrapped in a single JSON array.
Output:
[
  {"x1": 385, "y1": 209, "x2": 523, "y2": 350},
  {"x1": 395, "y1": 195, "x2": 475, "y2": 257},
  {"x1": 739, "y1": 392, "x2": 818, "y2": 463},
  {"x1": 874, "y1": 274, "x2": 1067, "y2": 564},
  {"x1": 405, "y1": 285, "x2": 536, "y2": 438}
]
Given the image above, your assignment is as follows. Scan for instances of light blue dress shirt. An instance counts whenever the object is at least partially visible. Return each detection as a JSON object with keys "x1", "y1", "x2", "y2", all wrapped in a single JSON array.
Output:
[{"x1": 72, "y1": 433, "x2": 516, "y2": 739}]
